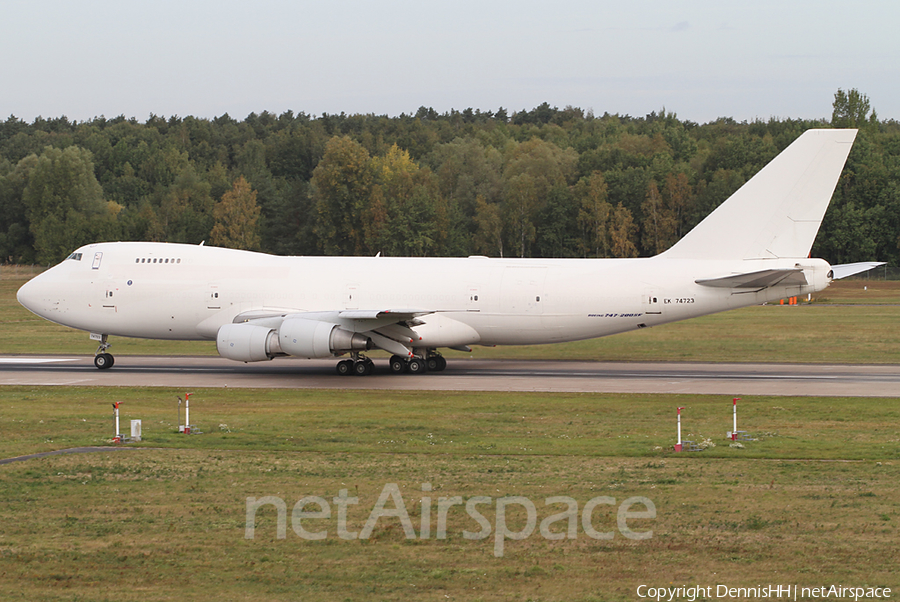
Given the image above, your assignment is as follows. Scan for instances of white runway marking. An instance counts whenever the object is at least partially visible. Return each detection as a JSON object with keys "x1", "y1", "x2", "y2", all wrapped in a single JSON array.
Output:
[{"x1": 0, "y1": 357, "x2": 80, "y2": 364}]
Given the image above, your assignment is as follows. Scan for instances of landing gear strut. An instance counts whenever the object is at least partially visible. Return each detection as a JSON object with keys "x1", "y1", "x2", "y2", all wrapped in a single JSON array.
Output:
[{"x1": 93, "y1": 334, "x2": 114, "y2": 370}]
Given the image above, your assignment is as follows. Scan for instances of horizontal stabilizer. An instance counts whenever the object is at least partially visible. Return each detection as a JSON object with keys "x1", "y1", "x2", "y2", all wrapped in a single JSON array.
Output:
[
  {"x1": 696, "y1": 269, "x2": 807, "y2": 289},
  {"x1": 830, "y1": 262, "x2": 886, "y2": 280}
]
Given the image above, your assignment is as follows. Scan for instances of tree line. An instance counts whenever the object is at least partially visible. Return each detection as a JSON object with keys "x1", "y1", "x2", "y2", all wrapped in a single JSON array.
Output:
[{"x1": 1, "y1": 89, "x2": 897, "y2": 266}]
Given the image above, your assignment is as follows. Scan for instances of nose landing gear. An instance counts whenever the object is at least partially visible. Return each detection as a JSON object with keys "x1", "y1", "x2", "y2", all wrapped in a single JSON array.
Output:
[{"x1": 93, "y1": 334, "x2": 115, "y2": 370}]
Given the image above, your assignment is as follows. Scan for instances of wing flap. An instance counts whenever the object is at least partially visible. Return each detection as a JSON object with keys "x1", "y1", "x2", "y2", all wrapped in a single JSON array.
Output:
[
  {"x1": 338, "y1": 309, "x2": 434, "y2": 320},
  {"x1": 367, "y1": 332, "x2": 412, "y2": 357}
]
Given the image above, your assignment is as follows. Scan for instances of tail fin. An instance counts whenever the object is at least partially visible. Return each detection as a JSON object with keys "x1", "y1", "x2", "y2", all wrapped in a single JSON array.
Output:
[{"x1": 661, "y1": 129, "x2": 857, "y2": 261}]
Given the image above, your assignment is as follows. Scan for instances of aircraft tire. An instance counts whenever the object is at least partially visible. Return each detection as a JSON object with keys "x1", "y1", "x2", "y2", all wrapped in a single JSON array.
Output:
[
  {"x1": 354, "y1": 360, "x2": 373, "y2": 376},
  {"x1": 407, "y1": 358, "x2": 426, "y2": 374},
  {"x1": 336, "y1": 359, "x2": 354, "y2": 376},
  {"x1": 389, "y1": 356, "x2": 407, "y2": 374},
  {"x1": 94, "y1": 353, "x2": 114, "y2": 370}
]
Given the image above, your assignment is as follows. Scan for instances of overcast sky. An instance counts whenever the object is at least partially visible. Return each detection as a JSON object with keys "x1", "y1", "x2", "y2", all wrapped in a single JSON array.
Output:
[{"x1": 3, "y1": 0, "x2": 897, "y2": 124}]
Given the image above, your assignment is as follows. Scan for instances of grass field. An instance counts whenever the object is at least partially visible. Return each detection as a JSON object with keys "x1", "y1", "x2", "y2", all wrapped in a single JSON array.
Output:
[
  {"x1": 0, "y1": 388, "x2": 898, "y2": 600},
  {"x1": 3, "y1": 273, "x2": 900, "y2": 363},
  {"x1": 1, "y1": 271, "x2": 898, "y2": 600}
]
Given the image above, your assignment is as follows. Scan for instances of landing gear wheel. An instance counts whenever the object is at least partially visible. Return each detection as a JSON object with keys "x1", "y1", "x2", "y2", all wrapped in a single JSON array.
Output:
[
  {"x1": 389, "y1": 355, "x2": 407, "y2": 374},
  {"x1": 407, "y1": 357, "x2": 426, "y2": 374},
  {"x1": 336, "y1": 359, "x2": 354, "y2": 376},
  {"x1": 94, "y1": 353, "x2": 114, "y2": 370},
  {"x1": 353, "y1": 359, "x2": 374, "y2": 376},
  {"x1": 426, "y1": 356, "x2": 447, "y2": 372}
]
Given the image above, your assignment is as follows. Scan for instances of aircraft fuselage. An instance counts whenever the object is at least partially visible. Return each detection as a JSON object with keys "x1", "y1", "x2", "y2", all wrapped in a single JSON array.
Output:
[{"x1": 17, "y1": 241, "x2": 831, "y2": 349}]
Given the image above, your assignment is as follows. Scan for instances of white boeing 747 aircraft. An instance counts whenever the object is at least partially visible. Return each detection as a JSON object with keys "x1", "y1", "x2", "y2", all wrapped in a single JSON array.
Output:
[{"x1": 16, "y1": 129, "x2": 882, "y2": 375}]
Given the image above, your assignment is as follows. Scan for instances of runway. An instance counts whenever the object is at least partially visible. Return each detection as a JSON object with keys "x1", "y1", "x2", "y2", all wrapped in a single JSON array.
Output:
[{"x1": 1, "y1": 355, "x2": 898, "y2": 397}]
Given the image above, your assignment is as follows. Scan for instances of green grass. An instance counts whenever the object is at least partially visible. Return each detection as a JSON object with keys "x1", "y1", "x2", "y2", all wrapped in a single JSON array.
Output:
[
  {"x1": 4, "y1": 275, "x2": 900, "y2": 362},
  {"x1": 1, "y1": 272, "x2": 898, "y2": 600},
  {"x1": 0, "y1": 387, "x2": 898, "y2": 600},
  {"x1": 1, "y1": 387, "x2": 898, "y2": 461}
]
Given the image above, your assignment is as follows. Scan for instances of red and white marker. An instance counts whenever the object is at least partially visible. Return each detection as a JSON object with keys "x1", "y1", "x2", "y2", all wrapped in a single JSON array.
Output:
[
  {"x1": 731, "y1": 397, "x2": 741, "y2": 441},
  {"x1": 184, "y1": 392, "x2": 191, "y2": 434},
  {"x1": 112, "y1": 401, "x2": 122, "y2": 443},
  {"x1": 675, "y1": 406, "x2": 686, "y2": 452}
]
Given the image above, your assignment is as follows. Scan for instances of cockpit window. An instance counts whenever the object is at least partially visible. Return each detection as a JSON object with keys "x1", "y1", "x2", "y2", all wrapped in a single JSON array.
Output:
[{"x1": 66, "y1": 253, "x2": 83, "y2": 261}]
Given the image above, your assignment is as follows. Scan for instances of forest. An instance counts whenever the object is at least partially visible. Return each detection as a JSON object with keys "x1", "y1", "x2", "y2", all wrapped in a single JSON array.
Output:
[{"x1": 1, "y1": 89, "x2": 897, "y2": 267}]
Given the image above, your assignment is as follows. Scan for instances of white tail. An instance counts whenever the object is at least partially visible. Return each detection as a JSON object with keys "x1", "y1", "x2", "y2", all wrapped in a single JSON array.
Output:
[{"x1": 662, "y1": 129, "x2": 857, "y2": 261}]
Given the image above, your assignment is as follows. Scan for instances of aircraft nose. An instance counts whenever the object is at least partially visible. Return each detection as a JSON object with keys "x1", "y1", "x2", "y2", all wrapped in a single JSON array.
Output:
[{"x1": 17, "y1": 273, "x2": 54, "y2": 317}]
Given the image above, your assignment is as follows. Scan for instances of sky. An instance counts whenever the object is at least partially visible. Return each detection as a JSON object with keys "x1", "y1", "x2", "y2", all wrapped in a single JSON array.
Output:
[{"x1": 3, "y1": 0, "x2": 898, "y2": 124}]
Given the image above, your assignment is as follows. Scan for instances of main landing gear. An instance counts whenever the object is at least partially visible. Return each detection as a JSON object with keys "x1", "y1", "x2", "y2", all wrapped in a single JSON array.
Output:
[
  {"x1": 93, "y1": 334, "x2": 115, "y2": 370},
  {"x1": 335, "y1": 351, "x2": 447, "y2": 376},
  {"x1": 389, "y1": 352, "x2": 446, "y2": 375}
]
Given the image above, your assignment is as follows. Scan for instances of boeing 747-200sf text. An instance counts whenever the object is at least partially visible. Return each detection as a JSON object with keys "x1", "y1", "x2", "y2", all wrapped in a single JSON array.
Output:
[{"x1": 16, "y1": 129, "x2": 883, "y2": 376}]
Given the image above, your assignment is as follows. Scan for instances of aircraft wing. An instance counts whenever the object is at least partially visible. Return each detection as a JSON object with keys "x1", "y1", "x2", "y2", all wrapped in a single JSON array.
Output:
[
  {"x1": 233, "y1": 308, "x2": 433, "y2": 324},
  {"x1": 232, "y1": 307, "x2": 438, "y2": 357},
  {"x1": 695, "y1": 268, "x2": 808, "y2": 290}
]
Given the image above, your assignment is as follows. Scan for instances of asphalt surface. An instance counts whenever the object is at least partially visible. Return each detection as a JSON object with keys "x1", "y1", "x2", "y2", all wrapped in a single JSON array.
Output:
[{"x1": 1, "y1": 355, "x2": 898, "y2": 397}]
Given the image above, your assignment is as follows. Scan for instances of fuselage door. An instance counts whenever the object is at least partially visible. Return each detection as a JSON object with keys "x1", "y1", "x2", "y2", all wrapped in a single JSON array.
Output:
[
  {"x1": 344, "y1": 284, "x2": 359, "y2": 310},
  {"x1": 500, "y1": 267, "x2": 546, "y2": 315},
  {"x1": 467, "y1": 285, "x2": 480, "y2": 310},
  {"x1": 92, "y1": 252, "x2": 103, "y2": 270},
  {"x1": 208, "y1": 284, "x2": 221, "y2": 310},
  {"x1": 643, "y1": 289, "x2": 663, "y2": 315},
  {"x1": 102, "y1": 287, "x2": 116, "y2": 310}
]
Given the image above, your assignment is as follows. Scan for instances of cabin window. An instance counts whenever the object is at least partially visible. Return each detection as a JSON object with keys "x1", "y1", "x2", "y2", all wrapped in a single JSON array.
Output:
[
  {"x1": 177, "y1": 258, "x2": 181, "y2": 264},
  {"x1": 135, "y1": 258, "x2": 140, "y2": 263}
]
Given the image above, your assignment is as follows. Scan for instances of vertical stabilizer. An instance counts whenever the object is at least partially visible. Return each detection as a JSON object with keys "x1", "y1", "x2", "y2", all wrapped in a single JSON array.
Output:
[{"x1": 661, "y1": 129, "x2": 857, "y2": 261}]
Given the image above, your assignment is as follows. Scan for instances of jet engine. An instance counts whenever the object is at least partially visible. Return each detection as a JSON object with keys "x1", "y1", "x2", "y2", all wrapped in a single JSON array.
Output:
[
  {"x1": 216, "y1": 323, "x2": 281, "y2": 362},
  {"x1": 277, "y1": 318, "x2": 372, "y2": 358},
  {"x1": 216, "y1": 319, "x2": 372, "y2": 362}
]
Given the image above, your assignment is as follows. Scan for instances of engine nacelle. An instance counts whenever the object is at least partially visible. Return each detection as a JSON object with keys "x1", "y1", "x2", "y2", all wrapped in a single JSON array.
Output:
[
  {"x1": 216, "y1": 323, "x2": 281, "y2": 362},
  {"x1": 277, "y1": 318, "x2": 371, "y2": 358}
]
